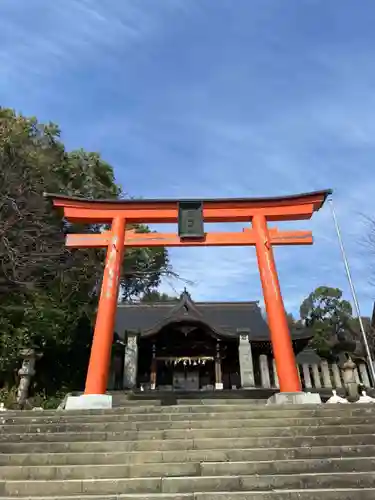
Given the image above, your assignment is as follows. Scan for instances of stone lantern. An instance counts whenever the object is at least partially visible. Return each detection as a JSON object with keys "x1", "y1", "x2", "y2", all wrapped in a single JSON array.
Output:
[
  {"x1": 17, "y1": 348, "x2": 43, "y2": 406},
  {"x1": 341, "y1": 356, "x2": 358, "y2": 399}
]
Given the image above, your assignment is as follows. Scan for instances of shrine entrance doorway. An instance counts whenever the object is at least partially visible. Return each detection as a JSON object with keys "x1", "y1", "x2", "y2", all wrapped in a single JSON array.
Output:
[{"x1": 137, "y1": 321, "x2": 240, "y2": 391}]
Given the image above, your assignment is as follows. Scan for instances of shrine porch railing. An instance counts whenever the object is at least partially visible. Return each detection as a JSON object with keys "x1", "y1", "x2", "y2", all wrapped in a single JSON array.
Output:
[
  {"x1": 108, "y1": 353, "x2": 373, "y2": 391},
  {"x1": 258, "y1": 354, "x2": 373, "y2": 391}
]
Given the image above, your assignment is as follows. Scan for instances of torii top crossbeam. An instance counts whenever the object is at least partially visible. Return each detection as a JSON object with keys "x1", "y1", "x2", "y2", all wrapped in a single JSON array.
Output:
[
  {"x1": 46, "y1": 189, "x2": 331, "y2": 397},
  {"x1": 48, "y1": 190, "x2": 330, "y2": 223}
]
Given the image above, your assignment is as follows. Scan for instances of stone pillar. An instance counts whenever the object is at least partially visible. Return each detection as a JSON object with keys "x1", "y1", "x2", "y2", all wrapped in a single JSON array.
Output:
[
  {"x1": 311, "y1": 364, "x2": 321, "y2": 389},
  {"x1": 332, "y1": 364, "x2": 343, "y2": 388},
  {"x1": 302, "y1": 364, "x2": 312, "y2": 389},
  {"x1": 359, "y1": 363, "x2": 371, "y2": 388},
  {"x1": 123, "y1": 333, "x2": 138, "y2": 389},
  {"x1": 238, "y1": 334, "x2": 255, "y2": 388},
  {"x1": 272, "y1": 359, "x2": 279, "y2": 388},
  {"x1": 17, "y1": 348, "x2": 43, "y2": 406},
  {"x1": 321, "y1": 361, "x2": 332, "y2": 389},
  {"x1": 215, "y1": 342, "x2": 223, "y2": 390},
  {"x1": 259, "y1": 354, "x2": 271, "y2": 389}
]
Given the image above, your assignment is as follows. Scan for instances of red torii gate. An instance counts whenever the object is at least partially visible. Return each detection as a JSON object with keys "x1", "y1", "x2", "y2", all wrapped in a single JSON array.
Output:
[{"x1": 47, "y1": 189, "x2": 331, "y2": 397}]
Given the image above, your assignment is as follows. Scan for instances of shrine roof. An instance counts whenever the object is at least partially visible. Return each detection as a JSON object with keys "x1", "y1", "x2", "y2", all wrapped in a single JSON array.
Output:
[{"x1": 114, "y1": 292, "x2": 312, "y2": 343}]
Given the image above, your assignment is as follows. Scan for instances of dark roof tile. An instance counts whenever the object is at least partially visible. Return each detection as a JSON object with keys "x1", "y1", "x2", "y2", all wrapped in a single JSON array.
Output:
[{"x1": 114, "y1": 292, "x2": 311, "y2": 342}]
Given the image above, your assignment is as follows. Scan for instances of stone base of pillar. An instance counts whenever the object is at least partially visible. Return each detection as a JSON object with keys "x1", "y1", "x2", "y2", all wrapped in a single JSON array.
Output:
[
  {"x1": 65, "y1": 394, "x2": 112, "y2": 410},
  {"x1": 266, "y1": 392, "x2": 322, "y2": 405},
  {"x1": 346, "y1": 381, "x2": 359, "y2": 399},
  {"x1": 215, "y1": 382, "x2": 223, "y2": 390}
]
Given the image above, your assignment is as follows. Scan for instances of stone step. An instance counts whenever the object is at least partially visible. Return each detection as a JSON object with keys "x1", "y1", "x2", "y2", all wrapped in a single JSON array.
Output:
[
  {"x1": 3, "y1": 403, "x2": 375, "y2": 418},
  {"x1": 113, "y1": 398, "x2": 268, "y2": 406},
  {"x1": 1, "y1": 456, "x2": 374, "y2": 480},
  {"x1": 1, "y1": 490, "x2": 375, "y2": 500},
  {"x1": 1, "y1": 491, "x2": 375, "y2": 500},
  {"x1": 5, "y1": 404, "x2": 280, "y2": 417},
  {"x1": 1, "y1": 444, "x2": 375, "y2": 466},
  {"x1": 3, "y1": 405, "x2": 375, "y2": 424},
  {"x1": 2, "y1": 492, "x2": 374, "y2": 500},
  {"x1": 114, "y1": 389, "x2": 272, "y2": 400},
  {"x1": 2, "y1": 423, "x2": 374, "y2": 443},
  {"x1": 1, "y1": 433, "x2": 374, "y2": 454},
  {"x1": 126, "y1": 398, "x2": 265, "y2": 406},
  {"x1": 3, "y1": 415, "x2": 375, "y2": 434},
  {"x1": 2, "y1": 472, "x2": 375, "y2": 496}
]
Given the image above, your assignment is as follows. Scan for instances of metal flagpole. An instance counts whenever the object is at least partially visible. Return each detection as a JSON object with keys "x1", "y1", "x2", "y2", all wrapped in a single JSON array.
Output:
[{"x1": 328, "y1": 196, "x2": 375, "y2": 386}]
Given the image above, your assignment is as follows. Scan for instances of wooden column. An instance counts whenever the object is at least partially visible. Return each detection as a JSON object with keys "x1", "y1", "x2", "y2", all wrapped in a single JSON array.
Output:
[
  {"x1": 85, "y1": 217, "x2": 126, "y2": 395},
  {"x1": 215, "y1": 342, "x2": 223, "y2": 390},
  {"x1": 150, "y1": 344, "x2": 157, "y2": 390},
  {"x1": 253, "y1": 214, "x2": 301, "y2": 393}
]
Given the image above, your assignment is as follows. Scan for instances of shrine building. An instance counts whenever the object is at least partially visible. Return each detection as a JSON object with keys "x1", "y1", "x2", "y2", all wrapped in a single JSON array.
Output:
[{"x1": 110, "y1": 291, "x2": 313, "y2": 392}]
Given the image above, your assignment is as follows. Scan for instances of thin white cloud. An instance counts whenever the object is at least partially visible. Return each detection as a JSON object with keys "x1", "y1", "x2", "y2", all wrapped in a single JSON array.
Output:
[
  {"x1": 1, "y1": 0, "x2": 374, "y2": 318},
  {"x1": 0, "y1": 0, "x2": 194, "y2": 95}
]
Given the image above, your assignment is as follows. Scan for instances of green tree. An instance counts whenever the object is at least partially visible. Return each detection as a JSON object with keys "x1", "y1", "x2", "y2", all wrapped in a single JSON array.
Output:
[
  {"x1": 140, "y1": 290, "x2": 179, "y2": 303},
  {"x1": 346, "y1": 316, "x2": 375, "y2": 358},
  {"x1": 300, "y1": 286, "x2": 353, "y2": 358},
  {"x1": 120, "y1": 225, "x2": 172, "y2": 302},
  {"x1": 0, "y1": 108, "x2": 169, "y2": 393},
  {"x1": 286, "y1": 312, "x2": 299, "y2": 329}
]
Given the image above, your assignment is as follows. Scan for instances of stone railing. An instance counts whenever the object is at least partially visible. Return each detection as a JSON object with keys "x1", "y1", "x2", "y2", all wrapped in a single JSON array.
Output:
[{"x1": 258, "y1": 354, "x2": 372, "y2": 390}]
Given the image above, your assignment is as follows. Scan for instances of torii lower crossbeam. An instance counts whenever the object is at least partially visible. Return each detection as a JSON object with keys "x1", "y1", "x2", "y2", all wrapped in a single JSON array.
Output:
[
  {"x1": 66, "y1": 228, "x2": 313, "y2": 248},
  {"x1": 47, "y1": 190, "x2": 331, "y2": 397}
]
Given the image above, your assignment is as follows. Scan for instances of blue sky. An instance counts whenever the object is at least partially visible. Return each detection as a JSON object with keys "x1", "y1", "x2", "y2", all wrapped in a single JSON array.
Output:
[{"x1": 1, "y1": 0, "x2": 375, "y2": 317}]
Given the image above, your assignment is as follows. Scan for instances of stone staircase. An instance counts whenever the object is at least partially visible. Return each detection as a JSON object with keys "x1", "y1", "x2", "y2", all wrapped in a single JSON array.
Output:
[{"x1": 1, "y1": 397, "x2": 375, "y2": 499}]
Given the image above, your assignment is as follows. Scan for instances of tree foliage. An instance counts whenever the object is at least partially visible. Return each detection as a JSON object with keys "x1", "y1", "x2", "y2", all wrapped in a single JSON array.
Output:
[
  {"x1": 300, "y1": 286, "x2": 353, "y2": 357},
  {"x1": 299, "y1": 285, "x2": 375, "y2": 359},
  {"x1": 346, "y1": 316, "x2": 375, "y2": 359},
  {"x1": 140, "y1": 290, "x2": 179, "y2": 303},
  {"x1": 0, "y1": 108, "x2": 169, "y2": 393}
]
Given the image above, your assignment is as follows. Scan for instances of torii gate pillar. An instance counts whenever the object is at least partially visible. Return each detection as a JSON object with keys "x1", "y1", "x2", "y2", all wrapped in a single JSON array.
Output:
[
  {"x1": 85, "y1": 217, "x2": 126, "y2": 395},
  {"x1": 47, "y1": 189, "x2": 331, "y2": 408},
  {"x1": 253, "y1": 214, "x2": 301, "y2": 393}
]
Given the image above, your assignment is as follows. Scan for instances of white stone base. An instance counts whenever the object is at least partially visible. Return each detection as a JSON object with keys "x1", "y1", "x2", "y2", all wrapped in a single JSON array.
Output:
[
  {"x1": 267, "y1": 392, "x2": 322, "y2": 405},
  {"x1": 215, "y1": 382, "x2": 224, "y2": 390},
  {"x1": 65, "y1": 394, "x2": 112, "y2": 410}
]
